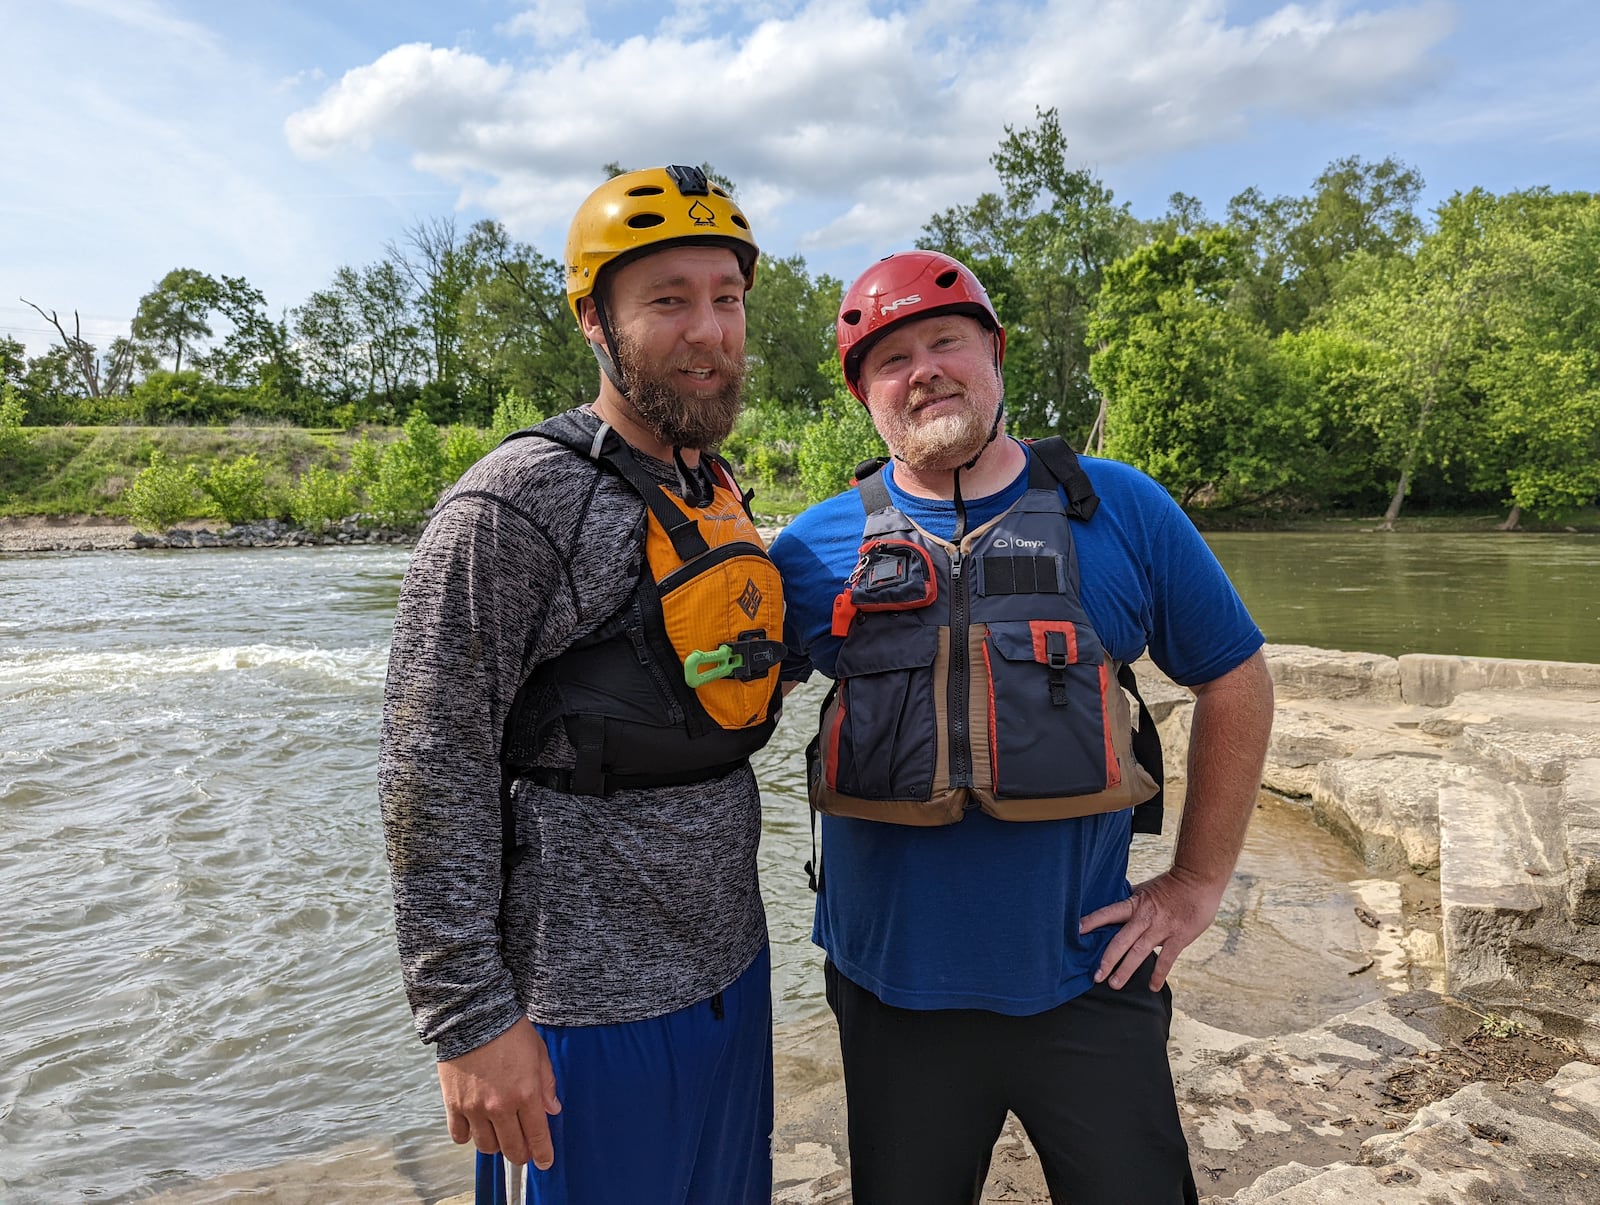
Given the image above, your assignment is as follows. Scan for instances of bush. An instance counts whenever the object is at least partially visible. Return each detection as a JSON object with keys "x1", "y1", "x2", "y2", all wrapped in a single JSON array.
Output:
[
  {"x1": 287, "y1": 465, "x2": 358, "y2": 533},
  {"x1": 798, "y1": 392, "x2": 884, "y2": 504},
  {"x1": 350, "y1": 409, "x2": 448, "y2": 526},
  {"x1": 442, "y1": 425, "x2": 490, "y2": 484},
  {"x1": 124, "y1": 449, "x2": 201, "y2": 531},
  {"x1": 724, "y1": 398, "x2": 806, "y2": 490},
  {"x1": 488, "y1": 390, "x2": 545, "y2": 442},
  {"x1": 129, "y1": 370, "x2": 248, "y2": 425},
  {"x1": 198, "y1": 453, "x2": 267, "y2": 524},
  {"x1": 0, "y1": 381, "x2": 29, "y2": 460}
]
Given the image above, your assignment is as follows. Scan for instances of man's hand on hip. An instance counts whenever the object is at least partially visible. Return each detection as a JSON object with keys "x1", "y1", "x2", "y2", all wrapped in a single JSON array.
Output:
[
  {"x1": 438, "y1": 1019, "x2": 562, "y2": 1169},
  {"x1": 1078, "y1": 866, "x2": 1227, "y2": 991}
]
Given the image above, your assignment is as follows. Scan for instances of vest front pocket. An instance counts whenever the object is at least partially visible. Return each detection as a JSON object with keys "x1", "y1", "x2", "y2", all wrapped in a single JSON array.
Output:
[
  {"x1": 982, "y1": 620, "x2": 1117, "y2": 798},
  {"x1": 827, "y1": 623, "x2": 940, "y2": 801}
]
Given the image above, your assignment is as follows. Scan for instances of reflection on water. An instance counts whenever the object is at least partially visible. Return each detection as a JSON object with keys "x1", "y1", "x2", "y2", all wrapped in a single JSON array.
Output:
[{"x1": 0, "y1": 533, "x2": 1586, "y2": 1201}]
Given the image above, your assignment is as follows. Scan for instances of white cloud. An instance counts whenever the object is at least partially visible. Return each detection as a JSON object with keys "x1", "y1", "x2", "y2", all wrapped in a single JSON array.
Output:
[
  {"x1": 283, "y1": 0, "x2": 1453, "y2": 261},
  {"x1": 502, "y1": 1, "x2": 590, "y2": 47}
]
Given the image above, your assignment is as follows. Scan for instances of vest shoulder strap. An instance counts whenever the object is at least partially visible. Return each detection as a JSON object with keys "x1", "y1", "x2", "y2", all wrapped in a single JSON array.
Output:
[
  {"x1": 1028, "y1": 436, "x2": 1100, "y2": 522},
  {"x1": 512, "y1": 413, "x2": 711, "y2": 560},
  {"x1": 856, "y1": 471, "x2": 892, "y2": 515}
]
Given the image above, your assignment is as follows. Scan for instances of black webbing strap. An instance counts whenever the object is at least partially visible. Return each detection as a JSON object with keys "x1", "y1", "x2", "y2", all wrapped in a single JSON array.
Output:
[
  {"x1": 1120, "y1": 662, "x2": 1165, "y2": 835},
  {"x1": 1028, "y1": 436, "x2": 1100, "y2": 521},
  {"x1": 600, "y1": 439, "x2": 711, "y2": 561},
  {"x1": 569, "y1": 713, "x2": 607, "y2": 798},
  {"x1": 856, "y1": 470, "x2": 892, "y2": 516},
  {"x1": 512, "y1": 415, "x2": 711, "y2": 560},
  {"x1": 803, "y1": 681, "x2": 840, "y2": 893},
  {"x1": 1045, "y1": 629, "x2": 1071, "y2": 706}
]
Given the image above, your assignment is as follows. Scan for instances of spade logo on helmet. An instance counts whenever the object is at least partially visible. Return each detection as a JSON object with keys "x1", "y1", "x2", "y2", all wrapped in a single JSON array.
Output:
[
  {"x1": 687, "y1": 201, "x2": 717, "y2": 227},
  {"x1": 880, "y1": 293, "x2": 922, "y2": 314}
]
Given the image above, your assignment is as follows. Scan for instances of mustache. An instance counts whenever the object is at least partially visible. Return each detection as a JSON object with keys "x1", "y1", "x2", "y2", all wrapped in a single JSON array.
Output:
[
  {"x1": 668, "y1": 350, "x2": 744, "y2": 375},
  {"x1": 907, "y1": 384, "x2": 965, "y2": 410}
]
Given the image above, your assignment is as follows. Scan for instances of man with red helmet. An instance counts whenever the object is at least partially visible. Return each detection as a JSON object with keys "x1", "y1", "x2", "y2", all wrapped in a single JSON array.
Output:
[{"x1": 768, "y1": 249, "x2": 1274, "y2": 1203}]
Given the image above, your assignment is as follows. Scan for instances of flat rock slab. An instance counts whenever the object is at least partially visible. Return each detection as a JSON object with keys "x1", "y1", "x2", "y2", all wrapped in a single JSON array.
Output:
[
  {"x1": 1264, "y1": 645, "x2": 1401, "y2": 703},
  {"x1": 1401, "y1": 653, "x2": 1600, "y2": 708},
  {"x1": 1313, "y1": 756, "x2": 1453, "y2": 874}
]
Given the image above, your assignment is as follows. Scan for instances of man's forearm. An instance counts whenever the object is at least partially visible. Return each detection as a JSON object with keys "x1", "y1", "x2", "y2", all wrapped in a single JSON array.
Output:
[{"x1": 1171, "y1": 649, "x2": 1274, "y2": 888}]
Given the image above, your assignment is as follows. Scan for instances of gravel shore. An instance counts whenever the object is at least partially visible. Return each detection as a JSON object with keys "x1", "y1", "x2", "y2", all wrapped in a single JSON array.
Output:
[{"x1": 0, "y1": 517, "x2": 145, "y2": 552}]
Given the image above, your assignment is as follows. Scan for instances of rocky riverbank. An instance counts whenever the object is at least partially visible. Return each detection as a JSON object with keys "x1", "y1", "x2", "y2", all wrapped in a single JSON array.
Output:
[
  {"x1": 0, "y1": 515, "x2": 418, "y2": 552},
  {"x1": 0, "y1": 515, "x2": 790, "y2": 553}
]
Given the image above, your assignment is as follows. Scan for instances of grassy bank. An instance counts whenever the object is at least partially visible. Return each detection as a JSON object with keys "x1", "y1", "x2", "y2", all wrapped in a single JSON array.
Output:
[
  {"x1": 0, "y1": 426, "x2": 386, "y2": 518},
  {"x1": 2, "y1": 425, "x2": 1595, "y2": 532}
]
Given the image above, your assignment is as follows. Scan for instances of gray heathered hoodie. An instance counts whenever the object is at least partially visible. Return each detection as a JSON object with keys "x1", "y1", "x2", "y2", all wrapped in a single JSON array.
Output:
[{"x1": 379, "y1": 408, "x2": 767, "y2": 1061}]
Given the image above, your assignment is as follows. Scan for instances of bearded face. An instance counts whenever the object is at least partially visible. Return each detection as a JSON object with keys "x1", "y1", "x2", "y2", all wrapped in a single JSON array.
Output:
[
  {"x1": 873, "y1": 376, "x2": 1001, "y2": 473},
  {"x1": 613, "y1": 329, "x2": 747, "y2": 450}
]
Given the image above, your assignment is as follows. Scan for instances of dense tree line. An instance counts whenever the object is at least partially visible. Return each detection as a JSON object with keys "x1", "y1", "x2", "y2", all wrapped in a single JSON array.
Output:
[{"x1": 6, "y1": 114, "x2": 1598, "y2": 521}]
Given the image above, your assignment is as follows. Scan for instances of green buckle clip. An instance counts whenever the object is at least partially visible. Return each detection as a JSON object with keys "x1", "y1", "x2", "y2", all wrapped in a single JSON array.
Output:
[{"x1": 684, "y1": 645, "x2": 741, "y2": 688}]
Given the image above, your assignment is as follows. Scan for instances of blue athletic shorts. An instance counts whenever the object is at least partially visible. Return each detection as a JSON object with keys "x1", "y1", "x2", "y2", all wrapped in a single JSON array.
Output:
[{"x1": 522, "y1": 944, "x2": 772, "y2": 1205}]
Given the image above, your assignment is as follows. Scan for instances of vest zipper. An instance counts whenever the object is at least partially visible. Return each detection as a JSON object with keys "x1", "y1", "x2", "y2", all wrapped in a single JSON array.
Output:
[{"x1": 949, "y1": 548, "x2": 972, "y2": 788}]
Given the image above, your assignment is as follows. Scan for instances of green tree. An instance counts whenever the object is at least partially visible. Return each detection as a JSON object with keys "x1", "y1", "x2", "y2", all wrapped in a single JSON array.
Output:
[
  {"x1": 459, "y1": 220, "x2": 592, "y2": 414},
  {"x1": 1091, "y1": 232, "x2": 1298, "y2": 506},
  {"x1": 1228, "y1": 156, "x2": 1425, "y2": 334},
  {"x1": 1, "y1": 336, "x2": 25, "y2": 392},
  {"x1": 388, "y1": 216, "x2": 482, "y2": 420},
  {"x1": 293, "y1": 279, "x2": 367, "y2": 411},
  {"x1": 287, "y1": 465, "x2": 358, "y2": 533},
  {"x1": 351, "y1": 408, "x2": 448, "y2": 525},
  {"x1": 194, "y1": 275, "x2": 304, "y2": 415},
  {"x1": 743, "y1": 254, "x2": 842, "y2": 412},
  {"x1": 1461, "y1": 191, "x2": 1600, "y2": 522},
  {"x1": 921, "y1": 107, "x2": 1143, "y2": 439},
  {"x1": 796, "y1": 360, "x2": 885, "y2": 504},
  {"x1": 488, "y1": 390, "x2": 546, "y2": 441},
  {"x1": 131, "y1": 268, "x2": 222, "y2": 374}
]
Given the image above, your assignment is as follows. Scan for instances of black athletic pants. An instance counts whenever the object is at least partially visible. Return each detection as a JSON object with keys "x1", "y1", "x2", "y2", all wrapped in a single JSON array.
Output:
[{"x1": 824, "y1": 956, "x2": 1199, "y2": 1205}]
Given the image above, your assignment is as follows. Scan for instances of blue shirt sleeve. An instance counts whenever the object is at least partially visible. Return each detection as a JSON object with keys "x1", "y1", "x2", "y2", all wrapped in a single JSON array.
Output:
[{"x1": 1073, "y1": 457, "x2": 1263, "y2": 685}]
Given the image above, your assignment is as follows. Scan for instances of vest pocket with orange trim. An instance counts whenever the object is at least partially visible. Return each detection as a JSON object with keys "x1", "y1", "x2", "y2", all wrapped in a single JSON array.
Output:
[
  {"x1": 820, "y1": 624, "x2": 940, "y2": 804},
  {"x1": 981, "y1": 620, "x2": 1117, "y2": 799}
]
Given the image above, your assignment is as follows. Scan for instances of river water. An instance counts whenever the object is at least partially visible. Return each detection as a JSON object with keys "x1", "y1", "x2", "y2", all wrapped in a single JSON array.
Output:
[{"x1": 1, "y1": 533, "x2": 1596, "y2": 1201}]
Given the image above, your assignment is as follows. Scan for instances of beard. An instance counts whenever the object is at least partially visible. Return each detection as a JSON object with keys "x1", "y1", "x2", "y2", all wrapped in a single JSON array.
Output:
[
  {"x1": 615, "y1": 332, "x2": 746, "y2": 450},
  {"x1": 879, "y1": 382, "x2": 1000, "y2": 472}
]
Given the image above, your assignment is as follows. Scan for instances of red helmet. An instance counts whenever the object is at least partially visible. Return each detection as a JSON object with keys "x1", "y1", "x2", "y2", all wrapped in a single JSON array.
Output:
[{"x1": 836, "y1": 250, "x2": 1006, "y2": 403}]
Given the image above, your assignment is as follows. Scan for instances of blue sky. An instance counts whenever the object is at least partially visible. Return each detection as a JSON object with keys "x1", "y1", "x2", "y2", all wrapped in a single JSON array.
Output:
[{"x1": 3, "y1": 0, "x2": 1597, "y2": 359}]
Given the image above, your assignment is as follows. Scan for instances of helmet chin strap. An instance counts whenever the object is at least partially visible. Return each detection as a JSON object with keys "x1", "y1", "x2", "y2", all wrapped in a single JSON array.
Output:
[{"x1": 589, "y1": 293, "x2": 630, "y2": 399}]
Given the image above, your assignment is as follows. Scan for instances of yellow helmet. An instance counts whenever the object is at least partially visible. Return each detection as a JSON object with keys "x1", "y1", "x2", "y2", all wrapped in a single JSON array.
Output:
[{"x1": 565, "y1": 165, "x2": 759, "y2": 322}]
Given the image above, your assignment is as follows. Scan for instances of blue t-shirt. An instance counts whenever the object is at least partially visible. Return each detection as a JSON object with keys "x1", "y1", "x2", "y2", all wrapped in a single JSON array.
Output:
[{"x1": 768, "y1": 441, "x2": 1264, "y2": 1014}]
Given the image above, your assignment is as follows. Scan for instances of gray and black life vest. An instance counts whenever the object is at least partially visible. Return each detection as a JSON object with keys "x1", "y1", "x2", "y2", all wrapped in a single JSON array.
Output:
[
  {"x1": 807, "y1": 438, "x2": 1163, "y2": 831},
  {"x1": 499, "y1": 412, "x2": 784, "y2": 798}
]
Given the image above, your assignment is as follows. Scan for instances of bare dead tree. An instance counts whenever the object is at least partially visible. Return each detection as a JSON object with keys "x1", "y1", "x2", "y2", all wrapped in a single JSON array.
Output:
[{"x1": 20, "y1": 299, "x2": 136, "y2": 397}]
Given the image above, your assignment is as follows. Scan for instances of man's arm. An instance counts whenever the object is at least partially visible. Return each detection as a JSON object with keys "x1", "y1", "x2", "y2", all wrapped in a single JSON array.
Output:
[
  {"x1": 380, "y1": 491, "x2": 568, "y2": 1162},
  {"x1": 1079, "y1": 648, "x2": 1274, "y2": 990}
]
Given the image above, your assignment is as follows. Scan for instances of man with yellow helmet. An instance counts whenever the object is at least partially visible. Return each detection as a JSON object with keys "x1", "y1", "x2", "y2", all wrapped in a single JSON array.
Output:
[{"x1": 380, "y1": 165, "x2": 778, "y2": 1203}]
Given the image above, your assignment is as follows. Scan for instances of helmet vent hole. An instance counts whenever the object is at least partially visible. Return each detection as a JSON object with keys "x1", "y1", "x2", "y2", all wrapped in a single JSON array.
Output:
[
  {"x1": 711, "y1": 186, "x2": 728, "y2": 197},
  {"x1": 841, "y1": 309, "x2": 862, "y2": 326},
  {"x1": 731, "y1": 215, "x2": 749, "y2": 229},
  {"x1": 626, "y1": 213, "x2": 666, "y2": 229},
  {"x1": 935, "y1": 270, "x2": 959, "y2": 289},
  {"x1": 626, "y1": 185, "x2": 665, "y2": 197}
]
